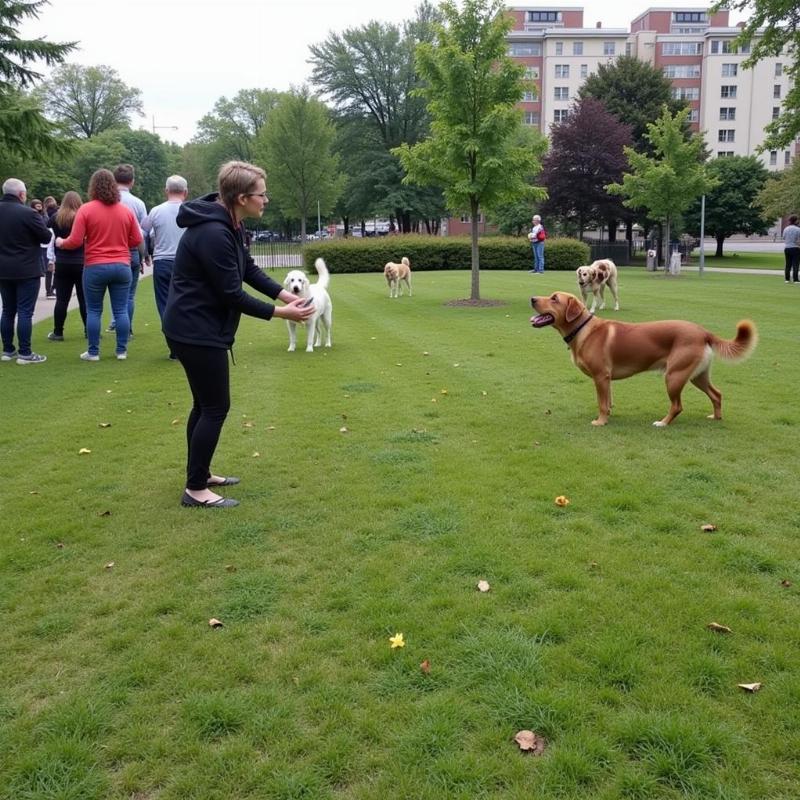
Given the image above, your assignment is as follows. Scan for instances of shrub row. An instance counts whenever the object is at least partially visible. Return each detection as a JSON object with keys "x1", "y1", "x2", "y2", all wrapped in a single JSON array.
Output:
[{"x1": 302, "y1": 235, "x2": 590, "y2": 273}]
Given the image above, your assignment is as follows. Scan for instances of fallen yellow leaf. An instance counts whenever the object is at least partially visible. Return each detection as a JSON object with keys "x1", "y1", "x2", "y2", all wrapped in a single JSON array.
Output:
[
  {"x1": 98, "y1": 422, "x2": 111, "y2": 428},
  {"x1": 738, "y1": 682, "x2": 762, "y2": 693},
  {"x1": 554, "y1": 495, "x2": 570, "y2": 507},
  {"x1": 707, "y1": 622, "x2": 732, "y2": 634},
  {"x1": 252, "y1": 451, "x2": 261, "y2": 458},
  {"x1": 78, "y1": 448, "x2": 92, "y2": 455},
  {"x1": 701, "y1": 524, "x2": 718, "y2": 532},
  {"x1": 208, "y1": 618, "x2": 224, "y2": 628},
  {"x1": 514, "y1": 730, "x2": 546, "y2": 754},
  {"x1": 104, "y1": 561, "x2": 115, "y2": 569},
  {"x1": 420, "y1": 659, "x2": 431, "y2": 674},
  {"x1": 389, "y1": 632, "x2": 405, "y2": 649},
  {"x1": 477, "y1": 580, "x2": 491, "y2": 592}
]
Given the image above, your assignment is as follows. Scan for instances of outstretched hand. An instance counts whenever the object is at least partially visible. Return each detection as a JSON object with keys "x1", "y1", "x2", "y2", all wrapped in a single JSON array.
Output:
[{"x1": 275, "y1": 297, "x2": 315, "y2": 322}]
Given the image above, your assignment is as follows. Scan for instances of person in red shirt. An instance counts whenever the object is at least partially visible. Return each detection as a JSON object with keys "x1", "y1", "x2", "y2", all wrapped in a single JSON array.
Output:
[{"x1": 57, "y1": 169, "x2": 142, "y2": 361}]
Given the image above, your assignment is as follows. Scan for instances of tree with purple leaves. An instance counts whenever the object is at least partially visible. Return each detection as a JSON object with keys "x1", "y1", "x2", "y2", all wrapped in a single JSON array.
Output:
[{"x1": 540, "y1": 98, "x2": 633, "y2": 241}]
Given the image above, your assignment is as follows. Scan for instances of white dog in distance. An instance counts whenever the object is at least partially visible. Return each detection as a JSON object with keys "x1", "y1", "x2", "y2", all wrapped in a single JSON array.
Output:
[{"x1": 282, "y1": 258, "x2": 332, "y2": 352}]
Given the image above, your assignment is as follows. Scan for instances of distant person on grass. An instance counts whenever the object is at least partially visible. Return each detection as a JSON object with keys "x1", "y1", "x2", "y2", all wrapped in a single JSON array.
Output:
[
  {"x1": 56, "y1": 169, "x2": 142, "y2": 361},
  {"x1": 47, "y1": 191, "x2": 87, "y2": 342},
  {"x1": 783, "y1": 214, "x2": 800, "y2": 284},
  {"x1": 0, "y1": 178, "x2": 52, "y2": 364},
  {"x1": 527, "y1": 214, "x2": 545, "y2": 274},
  {"x1": 142, "y1": 175, "x2": 188, "y2": 359},
  {"x1": 162, "y1": 160, "x2": 314, "y2": 509}
]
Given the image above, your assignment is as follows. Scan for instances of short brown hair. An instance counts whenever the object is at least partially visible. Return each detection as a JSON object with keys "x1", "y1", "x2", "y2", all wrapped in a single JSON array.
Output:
[
  {"x1": 113, "y1": 164, "x2": 135, "y2": 184},
  {"x1": 217, "y1": 161, "x2": 266, "y2": 212},
  {"x1": 55, "y1": 191, "x2": 83, "y2": 229},
  {"x1": 89, "y1": 169, "x2": 121, "y2": 205}
]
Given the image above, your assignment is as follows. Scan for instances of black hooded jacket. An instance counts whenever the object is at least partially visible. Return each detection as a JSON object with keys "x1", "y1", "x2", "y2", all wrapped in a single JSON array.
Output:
[
  {"x1": 162, "y1": 194, "x2": 283, "y2": 349},
  {"x1": 0, "y1": 193, "x2": 53, "y2": 279}
]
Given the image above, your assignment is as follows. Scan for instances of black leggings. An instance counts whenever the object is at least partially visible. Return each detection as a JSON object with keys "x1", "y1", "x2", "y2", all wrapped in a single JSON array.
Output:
[
  {"x1": 785, "y1": 248, "x2": 800, "y2": 282},
  {"x1": 53, "y1": 262, "x2": 87, "y2": 336},
  {"x1": 167, "y1": 338, "x2": 231, "y2": 490}
]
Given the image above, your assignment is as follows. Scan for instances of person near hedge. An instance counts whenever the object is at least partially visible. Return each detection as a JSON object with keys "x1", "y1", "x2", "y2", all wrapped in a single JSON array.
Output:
[
  {"x1": 527, "y1": 214, "x2": 545, "y2": 274},
  {"x1": 783, "y1": 214, "x2": 800, "y2": 284},
  {"x1": 56, "y1": 169, "x2": 142, "y2": 361},
  {"x1": 162, "y1": 160, "x2": 314, "y2": 509},
  {"x1": 47, "y1": 191, "x2": 87, "y2": 341}
]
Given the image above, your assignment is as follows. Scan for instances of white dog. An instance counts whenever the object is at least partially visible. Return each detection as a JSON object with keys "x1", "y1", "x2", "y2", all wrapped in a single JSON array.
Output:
[
  {"x1": 575, "y1": 258, "x2": 620, "y2": 313},
  {"x1": 384, "y1": 256, "x2": 412, "y2": 298},
  {"x1": 283, "y1": 258, "x2": 332, "y2": 352}
]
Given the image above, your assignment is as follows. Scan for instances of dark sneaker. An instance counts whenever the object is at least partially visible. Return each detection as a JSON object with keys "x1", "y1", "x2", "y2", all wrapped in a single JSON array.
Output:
[
  {"x1": 17, "y1": 352, "x2": 47, "y2": 365},
  {"x1": 47, "y1": 332, "x2": 64, "y2": 341},
  {"x1": 1, "y1": 350, "x2": 17, "y2": 362}
]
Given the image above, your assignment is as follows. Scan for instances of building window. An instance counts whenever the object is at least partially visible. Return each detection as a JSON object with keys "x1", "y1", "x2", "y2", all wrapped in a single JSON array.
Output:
[
  {"x1": 688, "y1": 109, "x2": 699, "y2": 122},
  {"x1": 554, "y1": 86, "x2": 569, "y2": 101},
  {"x1": 525, "y1": 66, "x2": 540, "y2": 80},
  {"x1": 555, "y1": 41, "x2": 563, "y2": 55},
  {"x1": 775, "y1": 62, "x2": 783, "y2": 77},
  {"x1": 721, "y1": 63, "x2": 738, "y2": 77},
  {"x1": 719, "y1": 107, "x2": 736, "y2": 121},
  {"x1": 555, "y1": 64, "x2": 569, "y2": 78},
  {"x1": 718, "y1": 129, "x2": 735, "y2": 143},
  {"x1": 774, "y1": 85, "x2": 782, "y2": 98},
  {"x1": 664, "y1": 64, "x2": 701, "y2": 78},
  {"x1": 625, "y1": 42, "x2": 632, "y2": 56},
  {"x1": 717, "y1": 151, "x2": 734, "y2": 158},
  {"x1": 527, "y1": 10, "x2": 561, "y2": 23},
  {"x1": 553, "y1": 109, "x2": 569, "y2": 123},
  {"x1": 524, "y1": 110, "x2": 540, "y2": 126},
  {"x1": 711, "y1": 40, "x2": 719, "y2": 54},
  {"x1": 769, "y1": 151, "x2": 778, "y2": 166},
  {"x1": 509, "y1": 43, "x2": 542, "y2": 56},
  {"x1": 662, "y1": 42, "x2": 703, "y2": 56},
  {"x1": 773, "y1": 106, "x2": 780, "y2": 119},
  {"x1": 672, "y1": 86, "x2": 700, "y2": 101},
  {"x1": 786, "y1": 151, "x2": 792, "y2": 165},
  {"x1": 459, "y1": 213, "x2": 484, "y2": 223},
  {"x1": 580, "y1": 64, "x2": 588, "y2": 78},
  {"x1": 720, "y1": 85, "x2": 737, "y2": 98},
  {"x1": 572, "y1": 41, "x2": 583, "y2": 55},
  {"x1": 603, "y1": 41, "x2": 616, "y2": 56},
  {"x1": 674, "y1": 11, "x2": 707, "y2": 22},
  {"x1": 521, "y1": 91, "x2": 536, "y2": 102}
]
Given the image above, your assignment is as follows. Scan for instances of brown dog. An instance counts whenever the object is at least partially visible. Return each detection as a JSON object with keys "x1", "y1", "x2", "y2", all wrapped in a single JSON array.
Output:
[
  {"x1": 384, "y1": 257, "x2": 412, "y2": 298},
  {"x1": 530, "y1": 292, "x2": 757, "y2": 426},
  {"x1": 576, "y1": 259, "x2": 619, "y2": 313}
]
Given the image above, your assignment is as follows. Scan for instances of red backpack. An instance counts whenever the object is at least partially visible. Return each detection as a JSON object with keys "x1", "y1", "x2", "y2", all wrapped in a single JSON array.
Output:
[{"x1": 536, "y1": 227, "x2": 546, "y2": 242}]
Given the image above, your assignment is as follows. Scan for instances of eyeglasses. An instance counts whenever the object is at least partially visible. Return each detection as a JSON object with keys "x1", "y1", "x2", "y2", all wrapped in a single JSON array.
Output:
[{"x1": 245, "y1": 192, "x2": 268, "y2": 199}]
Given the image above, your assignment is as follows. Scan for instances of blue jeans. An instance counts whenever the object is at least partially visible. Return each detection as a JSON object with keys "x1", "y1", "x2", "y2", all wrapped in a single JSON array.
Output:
[
  {"x1": 83, "y1": 263, "x2": 131, "y2": 356},
  {"x1": 152, "y1": 258, "x2": 174, "y2": 321},
  {"x1": 0, "y1": 277, "x2": 40, "y2": 356},
  {"x1": 532, "y1": 241, "x2": 545, "y2": 272},
  {"x1": 127, "y1": 249, "x2": 141, "y2": 328}
]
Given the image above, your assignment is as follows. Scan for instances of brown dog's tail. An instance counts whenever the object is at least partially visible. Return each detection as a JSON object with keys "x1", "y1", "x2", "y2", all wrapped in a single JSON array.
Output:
[{"x1": 709, "y1": 320, "x2": 758, "y2": 362}]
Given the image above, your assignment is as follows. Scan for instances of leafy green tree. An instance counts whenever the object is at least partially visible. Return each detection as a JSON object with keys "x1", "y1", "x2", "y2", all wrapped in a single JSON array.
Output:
[
  {"x1": 0, "y1": 1, "x2": 75, "y2": 162},
  {"x1": 540, "y1": 97, "x2": 632, "y2": 239},
  {"x1": 310, "y1": 3, "x2": 443, "y2": 231},
  {"x1": 607, "y1": 107, "x2": 716, "y2": 263},
  {"x1": 756, "y1": 158, "x2": 800, "y2": 221},
  {"x1": 255, "y1": 87, "x2": 344, "y2": 239},
  {"x1": 394, "y1": 0, "x2": 546, "y2": 300},
  {"x1": 579, "y1": 56, "x2": 686, "y2": 153},
  {"x1": 684, "y1": 156, "x2": 771, "y2": 257},
  {"x1": 715, "y1": 0, "x2": 800, "y2": 150},
  {"x1": 36, "y1": 64, "x2": 143, "y2": 138}
]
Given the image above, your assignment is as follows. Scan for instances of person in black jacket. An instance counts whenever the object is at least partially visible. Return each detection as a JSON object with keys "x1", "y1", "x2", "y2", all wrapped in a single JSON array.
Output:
[
  {"x1": 0, "y1": 178, "x2": 52, "y2": 364},
  {"x1": 163, "y1": 161, "x2": 313, "y2": 508}
]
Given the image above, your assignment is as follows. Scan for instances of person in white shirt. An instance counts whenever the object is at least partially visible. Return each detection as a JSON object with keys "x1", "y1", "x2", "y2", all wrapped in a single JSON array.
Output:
[{"x1": 527, "y1": 214, "x2": 545, "y2": 274}]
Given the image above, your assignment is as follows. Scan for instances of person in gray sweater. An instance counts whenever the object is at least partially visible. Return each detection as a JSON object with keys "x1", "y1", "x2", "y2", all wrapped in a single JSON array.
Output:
[{"x1": 783, "y1": 215, "x2": 800, "y2": 283}]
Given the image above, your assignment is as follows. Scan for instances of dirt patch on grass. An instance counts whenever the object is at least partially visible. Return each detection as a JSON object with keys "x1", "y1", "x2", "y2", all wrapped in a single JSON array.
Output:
[{"x1": 444, "y1": 299, "x2": 508, "y2": 308}]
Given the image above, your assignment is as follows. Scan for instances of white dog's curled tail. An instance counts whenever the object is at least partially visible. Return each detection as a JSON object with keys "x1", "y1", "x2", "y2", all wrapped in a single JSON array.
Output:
[
  {"x1": 315, "y1": 258, "x2": 330, "y2": 291},
  {"x1": 402, "y1": 257, "x2": 410, "y2": 267}
]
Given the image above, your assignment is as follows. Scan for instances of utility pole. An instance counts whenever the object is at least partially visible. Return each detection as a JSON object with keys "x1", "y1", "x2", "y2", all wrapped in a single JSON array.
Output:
[{"x1": 699, "y1": 195, "x2": 705, "y2": 277}]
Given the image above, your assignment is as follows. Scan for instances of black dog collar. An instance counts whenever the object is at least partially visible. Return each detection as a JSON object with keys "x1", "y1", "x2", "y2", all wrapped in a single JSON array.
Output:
[{"x1": 563, "y1": 314, "x2": 594, "y2": 345}]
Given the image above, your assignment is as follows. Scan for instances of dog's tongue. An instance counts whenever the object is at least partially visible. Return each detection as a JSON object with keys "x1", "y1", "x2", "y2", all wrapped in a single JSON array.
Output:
[{"x1": 531, "y1": 313, "x2": 554, "y2": 328}]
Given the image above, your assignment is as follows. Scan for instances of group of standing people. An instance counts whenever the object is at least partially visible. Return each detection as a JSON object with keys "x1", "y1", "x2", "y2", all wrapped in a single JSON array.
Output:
[{"x1": 1, "y1": 159, "x2": 313, "y2": 509}]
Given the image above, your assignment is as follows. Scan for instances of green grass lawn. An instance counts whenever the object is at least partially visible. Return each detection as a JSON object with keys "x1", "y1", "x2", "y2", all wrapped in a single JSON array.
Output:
[{"x1": 1, "y1": 268, "x2": 798, "y2": 799}]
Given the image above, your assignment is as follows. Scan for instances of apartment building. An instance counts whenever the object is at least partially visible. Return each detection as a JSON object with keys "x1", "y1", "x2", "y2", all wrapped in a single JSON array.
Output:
[{"x1": 507, "y1": 5, "x2": 793, "y2": 170}]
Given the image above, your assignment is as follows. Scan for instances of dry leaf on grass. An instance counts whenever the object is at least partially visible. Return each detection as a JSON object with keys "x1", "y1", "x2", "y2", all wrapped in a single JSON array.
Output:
[
  {"x1": 738, "y1": 682, "x2": 762, "y2": 693},
  {"x1": 78, "y1": 448, "x2": 92, "y2": 455},
  {"x1": 224, "y1": 564, "x2": 237, "y2": 573},
  {"x1": 98, "y1": 422, "x2": 112, "y2": 428},
  {"x1": 554, "y1": 495, "x2": 570, "y2": 507},
  {"x1": 477, "y1": 580, "x2": 491, "y2": 593},
  {"x1": 440, "y1": 389, "x2": 448, "y2": 395},
  {"x1": 252, "y1": 451, "x2": 261, "y2": 458},
  {"x1": 104, "y1": 561, "x2": 115, "y2": 569},
  {"x1": 707, "y1": 622, "x2": 732, "y2": 634},
  {"x1": 99, "y1": 510, "x2": 111, "y2": 517},
  {"x1": 55, "y1": 542, "x2": 65, "y2": 549},
  {"x1": 171, "y1": 418, "x2": 181, "y2": 425},
  {"x1": 208, "y1": 618, "x2": 224, "y2": 628},
  {"x1": 701, "y1": 524, "x2": 718, "y2": 532},
  {"x1": 420, "y1": 659, "x2": 431, "y2": 674},
  {"x1": 513, "y1": 730, "x2": 546, "y2": 755},
  {"x1": 243, "y1": 421, "x2": 254, "y2": 428},
  {"x1": 340, "y1": 426, "x2": 349, "y2": 433},
  {"x1": 389, "y1": 632, "x2": 405, "y2": 649},
  {"x1": 781, "y1": 579, "x2": 792, "y2": 588}
]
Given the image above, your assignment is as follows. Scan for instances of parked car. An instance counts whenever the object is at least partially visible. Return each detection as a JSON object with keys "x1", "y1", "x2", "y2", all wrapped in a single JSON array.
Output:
[{"x1": 254, "y1": 230, "x2": 276, "y2": 242}]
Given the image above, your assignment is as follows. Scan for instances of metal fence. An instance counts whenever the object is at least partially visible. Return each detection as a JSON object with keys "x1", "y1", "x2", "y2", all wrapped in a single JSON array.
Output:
[
  {"x1": 249, "y1": 240, "x2": 304, "y2": 270},
  {"x1": 587, "y1": 241, "x2": 631, "y2": 265}
]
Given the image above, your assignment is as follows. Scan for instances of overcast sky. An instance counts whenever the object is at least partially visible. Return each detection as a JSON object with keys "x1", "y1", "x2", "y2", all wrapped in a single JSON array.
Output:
[{"x1": 23, "y1": 0, "x2": 746, "y2": 145}]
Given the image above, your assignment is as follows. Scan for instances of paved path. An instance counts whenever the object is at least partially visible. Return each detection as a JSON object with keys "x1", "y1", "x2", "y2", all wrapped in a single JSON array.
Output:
[{"x1": 681, "y1": 266, "x2": 783, "y2": 276}]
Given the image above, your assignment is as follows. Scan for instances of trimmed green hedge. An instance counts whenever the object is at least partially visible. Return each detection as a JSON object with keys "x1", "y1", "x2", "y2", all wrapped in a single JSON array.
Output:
[{"x1": 303, "y1": 235, "x2": 590, "y2": 273}]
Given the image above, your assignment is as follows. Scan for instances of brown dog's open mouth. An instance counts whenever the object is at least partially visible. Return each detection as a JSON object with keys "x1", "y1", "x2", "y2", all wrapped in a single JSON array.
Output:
[{"x1": 531, "y1": 313, "x2": 554, "y2": 328}]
